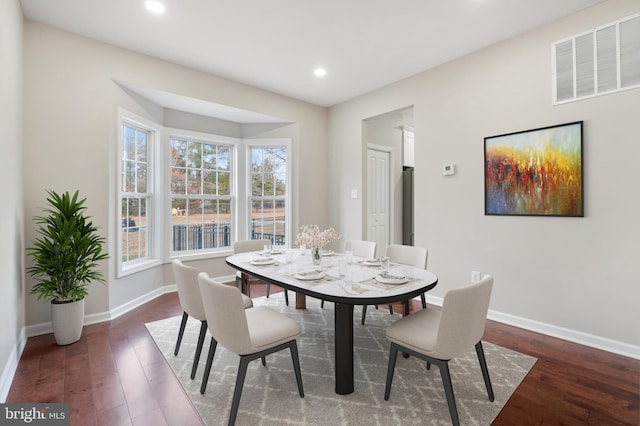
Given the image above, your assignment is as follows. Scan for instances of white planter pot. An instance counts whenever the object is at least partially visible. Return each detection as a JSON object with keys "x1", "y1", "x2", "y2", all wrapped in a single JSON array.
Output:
[{"x1": 51, "y1": 298, "x2": 85, "y2": 345}]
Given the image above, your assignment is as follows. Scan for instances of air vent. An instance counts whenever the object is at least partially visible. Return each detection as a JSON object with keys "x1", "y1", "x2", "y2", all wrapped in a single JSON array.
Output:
[{"x1": 552, "y1": 14, "x2": 640, "y2": 105}]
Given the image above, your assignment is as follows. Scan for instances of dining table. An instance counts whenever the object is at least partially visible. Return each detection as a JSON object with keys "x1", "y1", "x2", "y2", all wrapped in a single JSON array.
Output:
[{"x1": 226, "y1": 248, "x2": 438, "y2": 395}]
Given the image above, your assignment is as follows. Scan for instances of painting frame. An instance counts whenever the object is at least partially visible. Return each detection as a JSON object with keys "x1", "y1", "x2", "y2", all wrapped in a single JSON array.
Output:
[{"x1": 484, "y1": 121, "x2": 584, "y2": 217}]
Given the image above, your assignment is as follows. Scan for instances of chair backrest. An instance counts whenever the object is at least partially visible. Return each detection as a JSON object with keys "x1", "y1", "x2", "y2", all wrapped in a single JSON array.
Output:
[
  {"x1": 198, "y1": 272, "x2": 253, "y2": 355},
  {"x1": 385, "y1": 244, "x2": 428, "y2": 269},
  {"x1": 172, "y1": 259, "x2": 206, "y2": 321},
  {"x1": 345, "y1": 240, "x2": 377, "y2": 259},
  {"x1": 234, "y1": 239, "x2": 271, "y2": 254},
  {"x1": 435, "y1": 275, "x2": 494, "y2": 358}
]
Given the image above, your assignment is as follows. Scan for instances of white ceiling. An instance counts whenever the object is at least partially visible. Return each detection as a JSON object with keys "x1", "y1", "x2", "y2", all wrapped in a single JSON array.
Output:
[{"x1": 20, "y1": 0, "x2": 603, "y2": 108}]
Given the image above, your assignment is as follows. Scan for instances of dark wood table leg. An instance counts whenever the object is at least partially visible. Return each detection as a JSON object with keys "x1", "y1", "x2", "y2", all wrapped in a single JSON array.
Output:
[
  {"x1": 334, "y1": 303, "x2": 354, "y2": 395},
  {"x1": 295, "y1": 293, "x2": 306, "y2": 309},
  {"x1": 402, "y1": 300, "x2": 410, "y2": 358},
  {"x1": 241, "y1": 273, "x2": 250, "y2": 297}
]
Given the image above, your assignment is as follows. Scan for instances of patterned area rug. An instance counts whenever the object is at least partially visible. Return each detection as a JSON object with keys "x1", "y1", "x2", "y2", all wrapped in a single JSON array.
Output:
[{"x1": 146, "y1": 294, "x2": 536, "y2": 425}]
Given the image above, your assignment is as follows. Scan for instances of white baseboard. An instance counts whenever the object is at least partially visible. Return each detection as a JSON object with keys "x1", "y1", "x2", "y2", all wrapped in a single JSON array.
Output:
[
  {"x1": 423, "y1": 295, "x2": 640, "y2": 360},
  {"x1": 0, "y1": 328, "x2": 27, "y2": 402}
]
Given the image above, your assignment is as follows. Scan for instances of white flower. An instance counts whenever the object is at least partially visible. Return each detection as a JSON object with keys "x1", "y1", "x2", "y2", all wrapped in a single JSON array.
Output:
[{"x1": 295, "y1": 225, "x2": 341, "y2": 248}]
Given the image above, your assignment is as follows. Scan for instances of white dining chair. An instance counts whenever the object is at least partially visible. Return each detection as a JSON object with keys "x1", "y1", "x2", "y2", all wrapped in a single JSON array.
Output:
[
  {"x1": 172, "y1": 259, "x2": 253, "y2": 380},
  {"x1": 198, "y1": 272, "x2": 304, "y2": 425},
  {"x1": 383, "y1": 275, "x2": 495, "y2": 426},
  {"x1": 234, "y1": 238, "x2": 289, "y2": 306},
  {"x1": 361, "y1": 244, "x2": 428, "y2": 324}
]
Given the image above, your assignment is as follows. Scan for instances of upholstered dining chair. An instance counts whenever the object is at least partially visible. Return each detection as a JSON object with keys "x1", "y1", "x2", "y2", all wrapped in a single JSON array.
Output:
[
  {"x1": 172, "y1": 259, "x2": 253, "y2": 380},
  {"x1": 233, "y1": 239, "x2": 289, "y2": 306},
  {"x1": 198, "y1": 272, "x2": 304, "y2": 425},
  {"x1": 383, "y1": 275, "x2": 495, "y2": 426},
  {"x1": 361, "y1": 244, "x2": 428, "y2": 324},
  {"x1": 320, "y1": 239, "x2": 377, "y2": 308}
]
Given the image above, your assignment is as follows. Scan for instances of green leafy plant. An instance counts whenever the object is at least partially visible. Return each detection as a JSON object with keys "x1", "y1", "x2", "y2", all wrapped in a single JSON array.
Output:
[{"x1": 27, "y1": 190, "x2": 109, "y2": 303}]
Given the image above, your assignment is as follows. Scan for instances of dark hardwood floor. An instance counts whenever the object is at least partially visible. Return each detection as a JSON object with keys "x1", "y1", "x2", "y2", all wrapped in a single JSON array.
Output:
[{"x1": 7, "y1": 283, "x2": 640, "y2": 425}]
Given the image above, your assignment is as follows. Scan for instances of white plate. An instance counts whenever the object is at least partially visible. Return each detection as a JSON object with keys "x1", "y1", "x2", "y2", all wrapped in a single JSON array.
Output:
[
  {"x1": 250, "y1": 258, "x2": 275, "y2": 266},
  {"x1": 294, "y1": 271, "x2": 326, "y2": 281},
  {"x1": 321, "y1": 250, "x2": 335, "y2": 256},
  {"x1": 363, "y1": 259, "x2": 381, "y2": 266},
  {"x1": 375, "y1": 274, "x2": 408, "y2": 285},
  {"x1": 270, "y1": 249, "x2": 284, "y2": 255}
]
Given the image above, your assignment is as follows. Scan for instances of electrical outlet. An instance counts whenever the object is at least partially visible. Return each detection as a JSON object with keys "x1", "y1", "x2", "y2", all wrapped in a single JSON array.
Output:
[{"x1": 471, "y1": 271, "x2": 481, "y2": 282}]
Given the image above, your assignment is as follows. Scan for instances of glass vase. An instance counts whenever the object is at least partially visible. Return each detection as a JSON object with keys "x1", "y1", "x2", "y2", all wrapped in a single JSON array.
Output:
[{"x1": 312, "y1": 246, "x2": 322, "y2": 266}]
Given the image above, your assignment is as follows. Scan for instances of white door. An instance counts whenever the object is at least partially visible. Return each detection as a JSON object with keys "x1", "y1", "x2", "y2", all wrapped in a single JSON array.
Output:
[{"x1": 366, "y1": 147, "x2": 390, "y2": 257}]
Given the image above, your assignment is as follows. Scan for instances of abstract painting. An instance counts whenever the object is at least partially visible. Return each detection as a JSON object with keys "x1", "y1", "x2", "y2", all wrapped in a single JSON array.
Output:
[{"x1": 485, "y1": 121, "x2": 583, "y2": 216}]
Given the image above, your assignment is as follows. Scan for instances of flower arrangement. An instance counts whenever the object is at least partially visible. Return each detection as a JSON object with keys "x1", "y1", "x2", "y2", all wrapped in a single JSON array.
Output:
[{"x1": 295, "y1": 224, "x2": 341, "y2": 249}]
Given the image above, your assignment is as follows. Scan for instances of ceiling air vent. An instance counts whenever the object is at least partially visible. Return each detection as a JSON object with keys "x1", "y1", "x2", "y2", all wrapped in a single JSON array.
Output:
[{"x1": 552, "y1": 13, "x2": 640, "y2": 105}]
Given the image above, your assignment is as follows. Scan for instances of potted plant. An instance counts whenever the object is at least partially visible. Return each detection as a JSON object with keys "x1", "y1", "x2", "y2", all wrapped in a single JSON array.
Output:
[{"x1": 27, "y1": 190, "x2": 109, "y2": 345}]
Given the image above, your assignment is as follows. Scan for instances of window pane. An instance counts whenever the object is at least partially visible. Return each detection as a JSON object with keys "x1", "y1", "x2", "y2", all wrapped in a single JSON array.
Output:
[
  {"x1": 125, "y1": 161, "x2": 135, "y2": 192},
  {"x1": 203, "y1": 170, "x2": 217, "y2": 195},
  {"x1": 124, "y1": 126, "x2": 136, "y2": 160},
  {"x1": 172, "y1": 139, "x2": 187, "y2": 167},
  {"x1": 252, "y1": 173, "x2": 263, "y2": 196},
  {"x1": 136, "y1": 130, "x2": 147, "y2": 162},
  {"x1": 171, "y1": 168, "x2": 186, "y2": 194},
  {"x1": 202, "y1": 144, "x2": 216, "y2": 170},
  {"x1": 187, "y1": 169, "x2": 202, "y2": 194},
  {"x1": 136, "y1": 163, "x2": 147, "y2": 193},
  {"x1": 275, "y1": 172, "x2": 286, "y2": 196},
  {"x1": 218, "y1": 146, "x2": 231, "y2": 171},
  {"x1": 218, "y1": 171, "x2": 230, "y2": 195},
  {"x1": 187, "y1": 141, "x2": 202, "y2": 168}
]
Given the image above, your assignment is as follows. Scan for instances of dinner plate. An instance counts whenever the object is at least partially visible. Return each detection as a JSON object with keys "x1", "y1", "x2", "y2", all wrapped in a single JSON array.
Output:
[
  {"x1": 250, "y1": 257, "x2": 275, "y2": 266},
  {"x1": 375, "y1": 273, "x2": 408, "y2": 285},
  {"x1": 270, "y1": 249, "x2": 284, "y2": 255},
  {"x1": 294, "y1": 270, "x2": 325, "y2": 281},
  {"x1": 363, "y1": 259, "x2": 381, "y2": 266},
  {"x1": 321, "y1": 250, "x2": 335, "y2": 256}
]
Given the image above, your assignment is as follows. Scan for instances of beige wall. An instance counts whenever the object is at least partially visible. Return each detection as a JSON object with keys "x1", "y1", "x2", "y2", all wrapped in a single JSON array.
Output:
[
  {"x1": 22, "y1": 21, "x2": 328, "y2": 325},
  {"x1": 0, "y1": 0, "x2": 25, "y2": 399},
  {"x1": 328, "y1": 0, "x2": 640, "y2": 352}
]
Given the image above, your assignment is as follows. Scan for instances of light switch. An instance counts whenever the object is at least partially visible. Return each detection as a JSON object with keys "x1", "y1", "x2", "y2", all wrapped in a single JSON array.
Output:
[{"x1": 351, "y1": 189, "x2": 358, "y2": 199}]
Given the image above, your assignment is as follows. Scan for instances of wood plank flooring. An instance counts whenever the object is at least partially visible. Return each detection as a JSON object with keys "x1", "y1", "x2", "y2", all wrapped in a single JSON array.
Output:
[{"x1": 7, "y1": 284, "x2": 640, "y2": 425}]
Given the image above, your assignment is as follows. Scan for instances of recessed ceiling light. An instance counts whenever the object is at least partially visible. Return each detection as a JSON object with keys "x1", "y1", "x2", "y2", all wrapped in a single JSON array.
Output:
[
  {"x1": 145, "y1": 1, "x2": 166, "y2": 14},
  {"x1": 313, "y1": 68, "x2": 327, "y2": 78}
]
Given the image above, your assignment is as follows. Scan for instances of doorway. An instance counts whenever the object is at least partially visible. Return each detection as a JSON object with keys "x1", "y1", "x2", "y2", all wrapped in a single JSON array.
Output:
[{"x1": 363, "y1": 106, "x2": 414, "y2": 256}]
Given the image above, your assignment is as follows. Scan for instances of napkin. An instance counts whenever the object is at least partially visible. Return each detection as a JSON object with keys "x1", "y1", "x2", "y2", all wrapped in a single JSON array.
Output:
[
  {"x1": 379, "y1": 271, "x2": 406, "y2": 280},
  {"x1": 297, "y1": 269, "x2": 323, "y2": 276}
]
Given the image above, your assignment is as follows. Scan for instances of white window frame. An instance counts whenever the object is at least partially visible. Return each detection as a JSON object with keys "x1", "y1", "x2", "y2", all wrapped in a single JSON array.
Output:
[
  {"x1": 245, "y1": 139, "x2": 292, "y2": 248},
  {"x1": 116, "y1": 109, "x2": 164, "y2": 277},
  {"x1": 166, "y1": 128, "x2": 239, "y2": 258}
]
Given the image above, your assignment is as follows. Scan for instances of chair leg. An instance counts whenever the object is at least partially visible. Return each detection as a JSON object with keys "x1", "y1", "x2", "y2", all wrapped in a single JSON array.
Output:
[
  {"x1": 388, "y1": 304, "x2": 393, "y2": 314},
  {"x1": 266, "y1": 283, "x2": 271, "y2": 298},
  {"x1": 320, "y1": 300, "x2": 325, "y2": 308},
  {"x1": 284, "y1": 289, "x2": 289, "y2": 306},
  {"x1": 426, "y1": 362, "x2": 431, "y2": 370},
  {"x1": 289, "y1": 341, "x2": 305, "y2": 397},
  {"x1": 261, "y1": 356, "x2": 266, "y2": 367},
  {"x1": 191, "y1": 320, "x2": 207, "y2": 379},
  {"x1": 420, "y1": 292, "x2": 427, "y2": 309},
  {"x1": 200, "y1": 337, "x2": 218, "y2": 394},
  {"x1": 229, "y1": 356, "x2": 250, "y2": 426},
  {"x1": 174, "y1": 312, "x2": 188, "y2": 356},
  {"x1": 384, "y1": 343, "x2": 399, "y2": 400},
  {"x1": 361, "y1": 305, "x2": 368, "y2": 325},
  {"x1": 475, "y1": 341, "x2": 495, "y2": 401},
  {"x1": 437, "y1": 361, "x2": 460, "y2": 426},
  {"x1": 234, "y1": 276, "x2": 240, "y2": 288}
]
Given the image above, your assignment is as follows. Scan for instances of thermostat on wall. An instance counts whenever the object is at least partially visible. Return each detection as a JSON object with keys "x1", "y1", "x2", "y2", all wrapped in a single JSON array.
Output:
[{"x1": 442, "y1": 164, "x2": 455, "y2": 176}]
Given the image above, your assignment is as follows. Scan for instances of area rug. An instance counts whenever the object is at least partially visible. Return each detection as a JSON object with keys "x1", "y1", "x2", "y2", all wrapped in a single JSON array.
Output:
[{"x1": 146, "y1": 294, "x2": 537, "y2": 425}]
